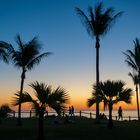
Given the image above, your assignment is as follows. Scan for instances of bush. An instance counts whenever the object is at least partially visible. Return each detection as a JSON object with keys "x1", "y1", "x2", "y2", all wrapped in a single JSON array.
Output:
[{"x1": 0, "y1": 104, "x2": 13, "y2": 118}]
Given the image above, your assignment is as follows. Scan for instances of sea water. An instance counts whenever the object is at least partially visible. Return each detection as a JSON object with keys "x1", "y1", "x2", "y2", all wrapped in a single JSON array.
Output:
[{"x1": 11, "y1": 110, "x2": 139, "y2": 120}]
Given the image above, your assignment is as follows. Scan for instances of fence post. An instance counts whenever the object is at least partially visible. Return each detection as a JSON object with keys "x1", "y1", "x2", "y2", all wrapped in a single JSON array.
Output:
[
  {"x1": 46, "y1": 110, "x2": 48, "y2": 117},
  {"x1": 79, "y1": 110, "x2": 81, "y2": 118},
  {"x1": 63, "y1": 111, "x2": 65, "y2": 117},
  {"x1": 30, "y1": 110, "x2": 32, "y2": 118},
  {"x1": 13, "y1": 111, "x2": 15, "y2": 118},
  {"x1": 90, "y1": 112, "x2": 92, "y2": 119},
  {"x1": 129, "y1": 116, "x2": 131, "y2": 121}
]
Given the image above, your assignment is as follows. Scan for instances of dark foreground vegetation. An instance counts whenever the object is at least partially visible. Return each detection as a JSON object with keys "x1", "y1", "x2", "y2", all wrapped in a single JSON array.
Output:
[{"x1": 0, "y1": 117, "x2": 140, "y2": 140}]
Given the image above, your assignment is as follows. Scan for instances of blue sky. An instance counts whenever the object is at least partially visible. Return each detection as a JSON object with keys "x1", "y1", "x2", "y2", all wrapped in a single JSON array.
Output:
[{"x1": 0, "y1": 0, "x2": 140, "y2": 110}]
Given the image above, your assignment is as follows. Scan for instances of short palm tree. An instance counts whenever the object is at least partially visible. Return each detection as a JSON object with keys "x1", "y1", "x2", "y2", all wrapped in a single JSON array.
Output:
[
  {"x1": 2, "y1": 34, "x2": 51, "y2": 125},
  {"x1": 13, "y1": 81, "x2": 69, "y2": 140},
  {"x1": 128, "y1": 72, "x2": 140, "y2": 120},
  {"x1": 0, "y1": 104, "x2": 12, "y2": 118},
  {"x1": 76, "y1": 2, "x2": 123, "y2": 119},
  {"x1": 87, "y1": 80, "x2": 132, "y2": 128}
]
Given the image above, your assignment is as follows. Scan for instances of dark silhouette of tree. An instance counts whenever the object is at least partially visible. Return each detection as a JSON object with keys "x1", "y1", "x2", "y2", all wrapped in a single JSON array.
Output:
[
  {"x1": 2, "y1": 35, "x2": 51, "y2": 125},
  {"x1": 0, "y1": 41, "x2": 11, "y2": 63},
  {"x1": 76, "y1": 2, "x2": 123, "y2": 120},
  {"x1": 128, "y1": 72, "x2": 140, "y2": 121},
  {"x1": 87, "y1": 80, "x2": 132, "y2": 128},
  {"x1": 13, "y1": 81, "x2": 69, "y2": 140},
  {"x1": 0, "y1": 42, "x2": 12, "y2": 107},
  {"x1": 124, "y1": 38, "x2": 140, "y2": 121},
  {"x1": 0, "y1": 104, "x2": 12, "y2": 118}
]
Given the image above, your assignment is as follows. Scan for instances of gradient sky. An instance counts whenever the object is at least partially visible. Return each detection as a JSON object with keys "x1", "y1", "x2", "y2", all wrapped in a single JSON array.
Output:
[{"x1": 0, "y1": 0, "x2": 140, "y2": 110}]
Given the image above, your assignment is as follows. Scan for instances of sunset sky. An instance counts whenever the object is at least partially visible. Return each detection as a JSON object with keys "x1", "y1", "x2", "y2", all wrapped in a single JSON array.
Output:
[{"x1": 0, "y1": 0, "x2": 140, "y2": 111}]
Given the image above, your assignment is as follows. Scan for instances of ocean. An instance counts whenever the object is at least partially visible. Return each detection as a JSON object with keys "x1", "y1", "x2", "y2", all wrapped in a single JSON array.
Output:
[{"x1": 10, "y1": 110, "x2": 139, "y2": 120}]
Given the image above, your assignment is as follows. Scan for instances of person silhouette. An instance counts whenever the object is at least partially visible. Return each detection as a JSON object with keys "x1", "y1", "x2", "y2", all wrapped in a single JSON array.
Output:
[
  {"x1": 118, "y1": 106, "x2": 123, "y2": 120},
  {"x1": 71, "y1": 106, "x2": 74, "y2": 116}
]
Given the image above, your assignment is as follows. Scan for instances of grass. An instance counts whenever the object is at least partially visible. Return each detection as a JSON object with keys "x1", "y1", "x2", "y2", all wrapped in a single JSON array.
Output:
[{"x1": 0, "y1": 117, "x2": 140, "y2": 140}]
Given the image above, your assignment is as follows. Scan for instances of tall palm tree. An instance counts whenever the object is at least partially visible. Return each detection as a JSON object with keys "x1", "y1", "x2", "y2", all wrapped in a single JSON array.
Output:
[
  {"x1": 2, "y1": 35, "x2": 51, "y2": 125},
  {"x1": 76, "y1": 2, "x2": 123, "y2": 119},
  {"x1": 13, "y1": 81, "x2": 70, "y2": 140},
  {"x1": 124, "y1": 38, "x2": 140, "y2": 121},
  {"x1": 128, "y1": 72, "x2": 140, "y2": 120},
  {"x1": 87, "y1": 80, "x2": 132, "y2": 128}
]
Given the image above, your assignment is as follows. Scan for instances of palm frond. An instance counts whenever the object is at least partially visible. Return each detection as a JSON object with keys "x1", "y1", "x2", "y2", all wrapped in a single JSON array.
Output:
[
  {"x1": 48, "y1": 86, "x2": 70, "y2": 114},
  {"x1": 87, "y1": 97, "x2": 96, "y2": 108},
  {"x1": 0, "y1": 41, "x2": 13, "y2": 63},
  {"x1": 26, "y1": 52, "x2": 52, "y2": 70},
  {"x1": 15, "y1": 34, "x2": 24, "y2": 52},
  {"x1": 128, "y1": 72, "x2": 139, "y2": 85},
  {"x1": 118, "y1": 88, "x2": 133, "y2": 103},
  {"x1": 12, "y1": 91, "x2": 33, "y2": 106},
  {"x1": 75, "y1": 7, "x2": 95, "y2": 38},
  {"x1": 29, "y1": 81, "x2": 51, "y2": 104}
]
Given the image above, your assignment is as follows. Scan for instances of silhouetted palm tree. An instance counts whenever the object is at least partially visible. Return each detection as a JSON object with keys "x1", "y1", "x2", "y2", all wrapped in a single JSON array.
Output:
[
  {"x1": 128, "y1": 72, "x2": 140, "y2": 120},
  {"x1": 5, "y1": 35, "x2": 51, "y2": 125},
  {"x1": 76, "y1": 2, "x2": 123, "y2": 119},
  {"x1": 87, "y1": 80, "x2": 132, "y2": 128},
  {"x1": 13, "y1": 81, "x2": 69, "y2": 140},
  {"x1": 124, "y1": 38, "x2": 140, "y2": 121}
]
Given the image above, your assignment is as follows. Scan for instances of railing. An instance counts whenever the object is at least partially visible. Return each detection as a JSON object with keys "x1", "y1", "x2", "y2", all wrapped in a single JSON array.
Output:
[{"x1": 8, "y1": 110, "x2": 139, "y2": 121}]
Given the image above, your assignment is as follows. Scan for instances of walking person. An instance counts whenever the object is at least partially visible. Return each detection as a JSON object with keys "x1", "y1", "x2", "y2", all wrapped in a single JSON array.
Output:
[{"x1": 118, "y1": 106, "x2": 123, "y2": 120}]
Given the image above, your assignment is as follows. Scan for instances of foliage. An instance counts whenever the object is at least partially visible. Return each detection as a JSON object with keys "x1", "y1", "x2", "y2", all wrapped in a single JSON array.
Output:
[
  {"x1": 87, "y1": 80, "x2": 132, "y2": 127},
  {"x1": 10, "y1": 35, "x2": 52, "y2": 71},
  {"x1": 0, "y1": 104, "x2": 13, "y2": 118},
  {"x1": 123, "y1": 38, "x2": 140, "y2": 73},
  {"x1": 87, "y1": 80, "x2": 132, "y2": 109},
  {"x1": 75, "y1": 2, "x2": 123, "y2": 39},
  {"x1": 13, "y1": 81, "x2": 70, "y2": 116},
  {"x1": 0, "y1": 41, "x2": 12, "y2": 63}
]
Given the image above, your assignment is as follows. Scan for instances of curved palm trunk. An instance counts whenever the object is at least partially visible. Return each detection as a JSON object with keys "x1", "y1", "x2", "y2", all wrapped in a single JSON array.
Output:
[
  {"x1": 136, "y1": 85, "x2": 140, "y2": 121},
  {"x1": 17, "y1": 69, "x2": 26, "y2": 126},
  {"x1": 95, "y1": 36, "x2": 100, "y2": 120},
  {"x1": 38, "y1": 107, "x2": 44, "y2": 140},
  {"x1": 108, "y1": 102, "x2": 113, "y2": 128}
]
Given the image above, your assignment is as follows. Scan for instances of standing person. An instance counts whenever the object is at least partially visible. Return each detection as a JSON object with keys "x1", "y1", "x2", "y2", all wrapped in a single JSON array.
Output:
[
  {"x1": 69, "y1": 106, "x2": 71, "y2": 116},
  {"x1": 71, "y1": 106, "x2": 74, "y2": 116},
  {"x1": 118, "y1": 106, "x2": 123, "y2": 120}
]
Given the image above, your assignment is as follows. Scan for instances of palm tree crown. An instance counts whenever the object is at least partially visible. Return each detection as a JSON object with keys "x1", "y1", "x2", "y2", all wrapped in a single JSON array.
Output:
[
  {"x1": 11, "y1": 35, "x2": 51, "y2": 72},
  {"x1": 88, "y1": 80, "x2": 132, "y2": 107},
  {"x1": 87, "y1": 80, "x2": 132, "y2": 127},
  {"x1": 13, "y1": 81, "x2": 70, "y2": 115},
  {"x1": 76, "y1": 2, "x2": 123, "y2": 40}
]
